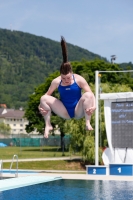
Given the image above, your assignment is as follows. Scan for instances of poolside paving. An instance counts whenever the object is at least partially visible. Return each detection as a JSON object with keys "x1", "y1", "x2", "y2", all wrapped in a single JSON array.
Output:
[
  {"x1": 30, "y1": 172, "x2": 133, "y2": 181},
  {"x1": 2, "y1": 170, "x2": 133, "y2": 182},
  {"x1": 2, "y1": 157, "x2": 133, "y2": 182},
  {"x1": 2, "y1": 156, "x2": 81, "y2": 162}
]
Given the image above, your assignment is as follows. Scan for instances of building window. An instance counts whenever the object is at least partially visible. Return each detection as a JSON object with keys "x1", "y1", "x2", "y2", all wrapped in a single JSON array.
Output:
[
  {"x1": 14, "y1": 119, "x2": 16, "y2": 121},
  {"x1": 20, "y1": 129, "x2": 23, "y2": 131},
  {"x1": 20, "y1": 124, "x2": 23, "y2": 127},
  {"x1": 14, "y1": 124, "x2": 16, "y2": 126},
  {"x1": 13, "y1": 129, "x2": 16, "y2": 131}
]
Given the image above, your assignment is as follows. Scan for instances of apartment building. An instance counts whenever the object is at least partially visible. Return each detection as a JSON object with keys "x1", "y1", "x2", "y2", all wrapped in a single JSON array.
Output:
[{"x1": 0, "y1": 108, "x2": 37, "y2": 135}]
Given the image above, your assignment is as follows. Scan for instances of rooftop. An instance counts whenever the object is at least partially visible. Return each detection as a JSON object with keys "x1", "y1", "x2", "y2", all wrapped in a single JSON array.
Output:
[{"x1": 0, "y1": 110, "x2": 25, "y2": 119}]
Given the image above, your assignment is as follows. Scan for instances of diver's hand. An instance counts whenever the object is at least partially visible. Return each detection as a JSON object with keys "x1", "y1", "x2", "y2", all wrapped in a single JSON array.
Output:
[
  {"x1": 85, "y1": 107, "x2": 96, "y2": 115},
  {"x1": 38, "y1": 105, "x2": 48, "y2": 116}
]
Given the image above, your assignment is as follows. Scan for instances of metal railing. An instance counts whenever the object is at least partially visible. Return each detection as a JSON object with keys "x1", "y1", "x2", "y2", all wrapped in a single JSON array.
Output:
[
  {"x1": 0, "y1": 160, "x2": 3, "y2": 179},
  {"x1": 10, "y1": 155, "x2": 18, "y2": 177}
]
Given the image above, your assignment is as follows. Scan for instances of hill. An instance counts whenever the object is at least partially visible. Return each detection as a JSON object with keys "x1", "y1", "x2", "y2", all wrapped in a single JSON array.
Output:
[
  {"x1": 1, "y1": 28, "x2": 132, "y2": 109},
  {"x1": 0, "y1": 28, "x2": 107, "y2": 109}
]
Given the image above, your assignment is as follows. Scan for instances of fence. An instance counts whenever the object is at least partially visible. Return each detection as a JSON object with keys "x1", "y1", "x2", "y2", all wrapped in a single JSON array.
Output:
[{"x1": 0, "y1": 135, "x2": 70, "y2": 147}]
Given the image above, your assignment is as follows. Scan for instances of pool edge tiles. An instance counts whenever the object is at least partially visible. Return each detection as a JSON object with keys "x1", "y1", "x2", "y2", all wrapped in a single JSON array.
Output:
[{"x1": 0, "y1": 176, "x2": 62, "y2": 192}]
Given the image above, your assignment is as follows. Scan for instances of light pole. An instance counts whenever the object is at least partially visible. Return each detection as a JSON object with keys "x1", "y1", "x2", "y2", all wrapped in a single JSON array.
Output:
[{"x1": 111, "y1": 55, "x2": 117, "y2": 64}]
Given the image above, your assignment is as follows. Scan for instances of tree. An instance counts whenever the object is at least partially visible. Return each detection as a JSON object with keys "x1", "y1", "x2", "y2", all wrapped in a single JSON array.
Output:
[
  {"x1": 62, "y1": 82, "x2": 132, "y2": 164},
  {"x1": 25, "y1": 60, "x2": 133, "y2": 164},
  {"x1": 0, "y1": 122, "x2": 11, "y2": 136},
  {"x1": 25, "y1": 71, "x2": 61, "y2": 134}
]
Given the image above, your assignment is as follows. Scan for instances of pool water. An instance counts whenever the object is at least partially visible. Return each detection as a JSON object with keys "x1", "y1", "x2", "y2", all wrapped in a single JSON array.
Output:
[
  {"x1": 2, "y1": 170, "x2": 38, "y2": 173},
  {"x1": 0, "y1": 179, "x2": 133, "y2": 200}
]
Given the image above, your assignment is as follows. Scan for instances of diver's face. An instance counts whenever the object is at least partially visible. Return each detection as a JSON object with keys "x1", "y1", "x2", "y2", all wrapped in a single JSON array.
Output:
[{"x1": 61, "y1": 73, "x2": 72, "y2": 85}]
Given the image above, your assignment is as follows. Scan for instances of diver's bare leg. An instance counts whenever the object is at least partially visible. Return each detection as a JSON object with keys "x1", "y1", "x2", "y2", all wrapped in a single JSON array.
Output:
[
  {"x1": 75, "y1": 92, "x2": 95, "y2": 130},
  {"x1": 40, "y1": 94, "x2": 70, "y2": 138}
]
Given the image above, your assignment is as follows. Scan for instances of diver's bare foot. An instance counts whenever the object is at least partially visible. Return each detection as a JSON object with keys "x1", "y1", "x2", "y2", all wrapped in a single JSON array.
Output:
[
  {"x1": 86, "y1": 124, "x2": 93, "y2": 131},
  {"x1": 44, "y1": 126, "x2": 53, "y2": 138}
]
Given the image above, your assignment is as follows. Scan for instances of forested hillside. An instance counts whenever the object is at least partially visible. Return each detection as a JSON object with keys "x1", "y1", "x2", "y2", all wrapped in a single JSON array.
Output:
[
  {"x1": 0, "y1": 28, "x2": 106, "y2": 108},
  {"x1": 0, "y1": 28, "x2": 132, "y2": 109}
]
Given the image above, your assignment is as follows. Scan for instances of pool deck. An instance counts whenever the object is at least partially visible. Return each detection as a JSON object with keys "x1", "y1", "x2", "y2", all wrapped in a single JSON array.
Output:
[
  {"x1": 2, "y1": 156, "x2": 133, "y2": 181},
  {"x1": 2, "y1": 170, "x2": 133, "y2": 181},
  {"x1": 27, "y1": 173, "x2": 133, "y2": 181},
  {"x1": 1, "y1": 156, "x2": 133, "y2": 184},
  {"x1": 1, "y1": 170, "x2": 133, "y2": 192}
]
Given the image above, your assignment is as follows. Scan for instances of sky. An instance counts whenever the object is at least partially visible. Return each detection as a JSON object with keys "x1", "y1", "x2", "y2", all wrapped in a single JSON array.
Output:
[{"x1": 0, "y1": 0, "x2": 133, "y2": 64}]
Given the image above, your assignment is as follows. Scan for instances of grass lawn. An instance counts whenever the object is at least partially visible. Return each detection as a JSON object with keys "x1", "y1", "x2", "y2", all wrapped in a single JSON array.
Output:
[
  {"x1": 3, "y1": 160, "x2": 86, "y2": 172},
  {"x1": 0, "y1": 146, "x2": 75, "y2": 159},
  {"x1": 0, "y1": 146, "x2": 85, "y2": 172}
]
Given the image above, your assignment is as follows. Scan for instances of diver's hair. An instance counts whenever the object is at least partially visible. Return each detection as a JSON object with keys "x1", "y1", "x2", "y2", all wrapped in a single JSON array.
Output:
[
  {"x1": 60, "y1": 36, "x2": 72, "y2": 75},
  {"x1": 61, "y1": 36, "x2": 68, "y2": 63},
  {"x1": 60, "y1": 62, "x2": 72, "y2": 75}
]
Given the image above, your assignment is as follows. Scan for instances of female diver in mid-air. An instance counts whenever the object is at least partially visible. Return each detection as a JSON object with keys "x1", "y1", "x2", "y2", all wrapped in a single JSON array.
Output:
[{"x1": 38, "y1": 36, "x2": 96, "y2": 138}]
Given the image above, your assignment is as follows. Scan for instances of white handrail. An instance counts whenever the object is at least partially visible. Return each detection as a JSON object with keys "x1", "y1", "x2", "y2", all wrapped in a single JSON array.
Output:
[
  {"x1": 0, "y1": 160, "x2": 3, "y2": 179},
  {"x1": 10, "y1": 155, "x2": 18, "y2": 177}
]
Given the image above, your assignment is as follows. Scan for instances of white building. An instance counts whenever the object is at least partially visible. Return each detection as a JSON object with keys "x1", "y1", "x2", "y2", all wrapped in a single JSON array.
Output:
[{"x1": 0, "y1": 108, "x2": 38, "y2": 136}]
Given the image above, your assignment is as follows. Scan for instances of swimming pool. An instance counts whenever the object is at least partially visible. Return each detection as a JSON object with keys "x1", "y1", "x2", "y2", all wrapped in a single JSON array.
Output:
[
  {"x1": 0, "y1": 170, "x2": 38, "y2": 179},
  {"x1": 2, "y1": 169, "x2": 38, "y2": 173},
  {"x1": 0, "y1": 179, "x2": 133, "y2": 200}
]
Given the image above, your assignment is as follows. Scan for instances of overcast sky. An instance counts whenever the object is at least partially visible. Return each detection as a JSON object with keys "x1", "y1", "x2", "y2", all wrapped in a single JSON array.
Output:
[{"x1": 0, "y1": 0, "x2": 133, "y2": 63}]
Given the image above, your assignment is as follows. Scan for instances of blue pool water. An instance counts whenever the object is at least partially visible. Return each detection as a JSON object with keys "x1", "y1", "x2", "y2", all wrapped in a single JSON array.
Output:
[
  {"x1": 0, "y1": 179, "x2": 133, "y2": 200},
  {"x1": 2, "y1": 170, "x2": 37, "y2": 173}
]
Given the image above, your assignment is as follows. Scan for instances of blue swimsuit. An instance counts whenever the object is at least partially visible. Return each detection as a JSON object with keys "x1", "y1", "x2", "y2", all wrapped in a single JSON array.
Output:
[{"x1": 58, "y1": 75, "x2": 82, "y2": 118}]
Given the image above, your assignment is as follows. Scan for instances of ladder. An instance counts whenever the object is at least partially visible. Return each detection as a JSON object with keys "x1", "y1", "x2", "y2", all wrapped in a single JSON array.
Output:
[
  {"x1": 10, "y1": 154, "x2": 18, "y2": 177},
  {"x1": 0, "y1": 160, "x2": 3, "y2": 179}
]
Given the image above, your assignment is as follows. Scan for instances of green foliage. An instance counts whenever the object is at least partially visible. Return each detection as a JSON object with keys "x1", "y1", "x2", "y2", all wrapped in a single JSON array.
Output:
[
  {"x1": 25, "y1": 59, "x2": 133, "y2": 163},
  {"x1": 65, "y1": 119, "x2": 87, "y2": 152},
  {"x1": 82, "y1": 135, "x2": 95, "y2": 164},
  {"x1": 1, "y1": 27, "x2": 133, "y2": 163},
  {"x1": 0, "y1": 28, "x2": 132, "y2": 109},
  {"x1": 0, "y1": 28, "x2": 106, "y2": 109},
  {"x1": 0, "y1": 122, "x2": 11, "y2": 135},
  {"x1": 25, "y1": 71, "x2": 60, "y2": 133},
  {"x1": 120, "y1": 62, "x2": 133, "y2": 70},
  {"x1": 63, "y1": 83, "x2": 132, "y2": 163},
  {"x1": 72, "y1": 59, "x2": 133, "y2": 86}
]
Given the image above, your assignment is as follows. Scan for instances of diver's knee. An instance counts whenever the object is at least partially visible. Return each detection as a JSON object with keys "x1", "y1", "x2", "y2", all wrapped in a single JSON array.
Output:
[
  {"x1": 83, "y1": 92, "x2": 93, "y2": 100},
  {"x1": 40, "y1": 94, "x2": 48, "y2": 103}
]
